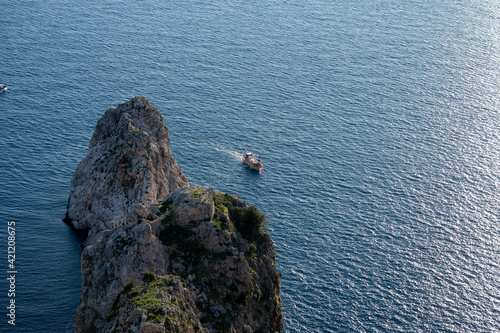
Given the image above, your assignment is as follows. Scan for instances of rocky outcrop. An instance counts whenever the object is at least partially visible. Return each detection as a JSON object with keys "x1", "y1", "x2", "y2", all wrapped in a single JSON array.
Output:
[
  {"x1": 67, "y1": 97, "x2": 282, "y2": 332},
  {"x1": 66, "y1": 96, "x2": 188, "y2": 242}
]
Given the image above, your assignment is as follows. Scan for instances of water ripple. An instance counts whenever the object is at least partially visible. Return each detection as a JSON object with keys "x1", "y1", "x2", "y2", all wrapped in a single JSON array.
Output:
[{"x1": 2, "y1": 0, "x2": 500, "y2": 331}]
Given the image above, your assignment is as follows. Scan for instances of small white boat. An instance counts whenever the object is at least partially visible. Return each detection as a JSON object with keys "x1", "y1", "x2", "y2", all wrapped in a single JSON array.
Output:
[
  {"x1": 243, "y1": 152, "x2": 263, "y2": 171},
  {"x1": 0, "y1": 84, "x2": 7, "y2": 92}
]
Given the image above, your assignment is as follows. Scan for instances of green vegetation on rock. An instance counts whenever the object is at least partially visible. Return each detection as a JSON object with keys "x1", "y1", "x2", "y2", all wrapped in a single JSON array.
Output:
[
  {"x1": 229, "y1": 205, "x2": 268, "y2": 241},
  {"x1": 143, "y1": 271, "x2": 156, "y2": 284},
  {"x1": 133, "y1": 278, "x2": 169, "y2": 310},
  {"x1": 190, "y1": 186, "x2": 206, "y2": 199},
  {"x1": 159, "y1": 197, "x2": 174, "y2": 213},
  {"x1": 105, "y1": 280, "x2": 136, "y2": 321}
]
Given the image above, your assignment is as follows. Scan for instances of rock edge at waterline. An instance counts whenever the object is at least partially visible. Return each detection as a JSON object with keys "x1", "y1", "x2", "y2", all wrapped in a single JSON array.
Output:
[{"x1": 65, "y1": 97, "x2": 283, "y2": 332}]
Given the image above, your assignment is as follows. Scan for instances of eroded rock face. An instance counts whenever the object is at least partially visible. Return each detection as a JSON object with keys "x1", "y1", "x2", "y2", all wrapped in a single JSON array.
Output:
[
  {"x1": 76, "y1": 187, "x2": 282, "y2": 333},
  {"x1": 66, "y1": 96, "x2": 188, "y2": 241},
  {"x1": 68, "y1": 98, "x2": 282, "y2": 332}
]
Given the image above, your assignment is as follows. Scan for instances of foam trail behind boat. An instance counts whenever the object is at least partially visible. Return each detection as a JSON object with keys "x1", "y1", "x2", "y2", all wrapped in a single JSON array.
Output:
[{"x1": 207, "y1": 142, "x2": 243, "y2": 161}]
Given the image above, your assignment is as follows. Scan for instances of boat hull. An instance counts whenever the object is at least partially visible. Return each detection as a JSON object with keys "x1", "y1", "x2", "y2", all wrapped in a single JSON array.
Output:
[
  {"x1": 243, "y1": 152, "x2": 263, "y2": 171},
  {"x1": 244, "y1": 160, "x2": 263, "y2": 171}
]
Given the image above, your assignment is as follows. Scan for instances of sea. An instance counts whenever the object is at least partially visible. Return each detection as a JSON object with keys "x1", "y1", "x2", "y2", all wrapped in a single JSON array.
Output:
[{"x1": 0, "y1": 0, "x2": 499, "y2": 332}]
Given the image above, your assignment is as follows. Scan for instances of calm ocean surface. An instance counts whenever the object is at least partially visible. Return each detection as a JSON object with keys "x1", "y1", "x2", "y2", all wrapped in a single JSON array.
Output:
[{"x1": 1, "y1": 0, "x2": 499, "y2": 331}]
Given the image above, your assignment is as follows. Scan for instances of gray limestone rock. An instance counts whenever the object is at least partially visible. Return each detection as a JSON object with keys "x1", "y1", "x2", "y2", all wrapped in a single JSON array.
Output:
[
  {"x1": 67, "y1": 97, "x2": 282, "y2": 332},
  {"x1": 65, "y1": 96, "x2": 188, "y2": 241}
]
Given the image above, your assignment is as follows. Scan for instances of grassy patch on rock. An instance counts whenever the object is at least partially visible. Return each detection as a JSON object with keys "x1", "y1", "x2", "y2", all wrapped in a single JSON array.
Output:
[
  {"x1": 190, "y1": 186, "x2": 206, "y2": 199},
  {"x1": 105, "y1": 280, "x2": 136, "y2": 321},
  {"x1": 133, "y1": 278, "x2": 169, "y2": 313}
]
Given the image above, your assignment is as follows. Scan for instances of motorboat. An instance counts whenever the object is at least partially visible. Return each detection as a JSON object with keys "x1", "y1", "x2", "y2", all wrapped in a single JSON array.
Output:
[
  {"x1": 0, "y1": 84, "x2": 6, "y2": 92},
  {"x1": 243, "y1": 152, "x2": 263, "y2": 171}
]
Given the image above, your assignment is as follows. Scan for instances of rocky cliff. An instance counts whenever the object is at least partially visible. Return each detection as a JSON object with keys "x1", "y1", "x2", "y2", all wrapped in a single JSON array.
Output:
[
  {"x1": 66, "y1": 97, "x2": 282, "y2": 332},
  {"x1": 66, "y1": 96, "x2": 188, "y2": 242}
]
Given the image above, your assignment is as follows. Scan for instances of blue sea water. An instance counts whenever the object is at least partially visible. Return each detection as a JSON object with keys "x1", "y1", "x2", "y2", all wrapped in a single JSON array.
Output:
[{"x1": 1, "y1": 0, "x2": 499, "y2": 332}]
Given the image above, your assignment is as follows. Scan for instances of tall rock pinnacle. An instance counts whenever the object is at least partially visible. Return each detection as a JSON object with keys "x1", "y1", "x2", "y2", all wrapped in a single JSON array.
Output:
[{"x1": 65, "y1": 96, "x2": 188, "y2": 240}]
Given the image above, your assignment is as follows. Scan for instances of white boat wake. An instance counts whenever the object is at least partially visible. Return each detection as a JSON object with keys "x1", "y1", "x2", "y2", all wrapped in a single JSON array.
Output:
[{"x1": 206, "y1": 142, "x2": 243, "y2": 161}]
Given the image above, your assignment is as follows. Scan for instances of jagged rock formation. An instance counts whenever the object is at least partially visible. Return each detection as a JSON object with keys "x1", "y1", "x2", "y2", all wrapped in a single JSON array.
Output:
[
  {"x1": 66, "y1": 96, "x2": 188, "y2": 242},
  {"x1": 66, "y1": 97, "x2": 282, "y2": 332}
]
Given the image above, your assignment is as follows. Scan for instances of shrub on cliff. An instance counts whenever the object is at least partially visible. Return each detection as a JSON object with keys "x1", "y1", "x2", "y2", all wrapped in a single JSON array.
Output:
[
  {"x1": 229, "y1": 205, "x2": 268, "y2": 241},
  {"x1": 143, "y1": 271, "x2": 156, "y2": 284}
]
